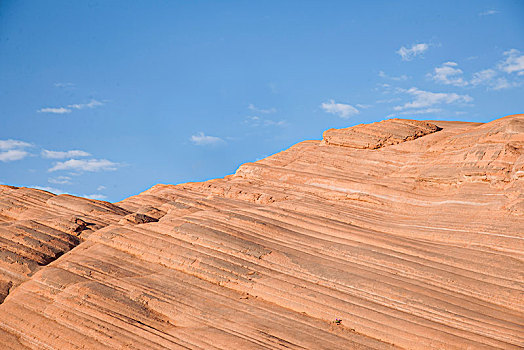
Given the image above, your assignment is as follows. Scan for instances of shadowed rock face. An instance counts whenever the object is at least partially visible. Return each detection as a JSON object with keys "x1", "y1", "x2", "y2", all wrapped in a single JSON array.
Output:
[
  {"x1": 0, "y1": 187, "x2": 130, "y2": 304},
  {"x1": 0, "y1": 115, "x2": 522, "y2": 350}
]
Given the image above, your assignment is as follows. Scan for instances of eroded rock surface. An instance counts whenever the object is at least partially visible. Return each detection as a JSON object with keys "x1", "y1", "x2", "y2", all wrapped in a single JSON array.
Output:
[
  {"x1": 321, "y1": 118, "x2": 441, "y2": 149},
  {"x1": 0, "y1": 187, "x2": 130, "y2": 304},
  {"x1": 0, "y1": 115, "x2": 522, "y2": 349}
]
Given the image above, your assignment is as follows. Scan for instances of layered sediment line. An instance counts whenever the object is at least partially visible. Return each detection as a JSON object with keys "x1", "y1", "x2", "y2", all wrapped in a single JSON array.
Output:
[
  {"x1": 0, "y1": 187, "x2": 130, "y2": 304},
  {"x1": 0, "y1": 115, "x2": 522, "y2": 349}
]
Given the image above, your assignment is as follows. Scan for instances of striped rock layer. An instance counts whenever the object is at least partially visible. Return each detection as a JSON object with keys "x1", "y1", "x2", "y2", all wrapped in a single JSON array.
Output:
[{"x1": 0, "y1": 115, "x2": 522, "y2": 349}]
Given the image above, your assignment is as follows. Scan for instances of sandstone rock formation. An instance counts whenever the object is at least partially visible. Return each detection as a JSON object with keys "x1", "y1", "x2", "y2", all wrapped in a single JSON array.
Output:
[
  {"x1": 0, "y1": 115, "x2": 522, "y2": 349},
  {"x1": 321, "y1": 118, "x2": 441, "y2": 149}
]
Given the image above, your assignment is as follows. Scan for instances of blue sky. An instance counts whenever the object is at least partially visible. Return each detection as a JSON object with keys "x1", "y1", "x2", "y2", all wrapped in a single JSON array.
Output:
[{"x1": 1, "y1": 1, "x2": 523, "y2": 202}]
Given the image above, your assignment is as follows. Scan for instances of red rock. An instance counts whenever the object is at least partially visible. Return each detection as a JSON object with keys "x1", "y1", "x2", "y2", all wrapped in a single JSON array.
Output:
[{"x1": 0, "y1": 115, "x2": 522, "y2": 349}]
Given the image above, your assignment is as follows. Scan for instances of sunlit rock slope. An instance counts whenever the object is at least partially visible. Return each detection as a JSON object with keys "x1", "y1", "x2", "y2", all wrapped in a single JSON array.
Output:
[{"x1": 0, "y1": 115, "x2": 522, "y2": 349}]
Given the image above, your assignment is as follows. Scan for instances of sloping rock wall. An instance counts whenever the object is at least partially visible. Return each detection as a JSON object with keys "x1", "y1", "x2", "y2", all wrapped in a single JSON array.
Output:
[{"x1": 0, "y1": 115, "x2": 522, "y2": 349}]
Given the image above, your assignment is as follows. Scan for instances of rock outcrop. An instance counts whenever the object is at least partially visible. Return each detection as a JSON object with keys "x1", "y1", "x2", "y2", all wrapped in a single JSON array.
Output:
[
  {"x1": 0, "y1": 187, "x2": 129, "y2": 304},
  {"x1": 321, "y1": 118, "x2": 441, "y2": 149},
  {"x1": 0, "y1": 115, "x2": 522, "y2": 349}
]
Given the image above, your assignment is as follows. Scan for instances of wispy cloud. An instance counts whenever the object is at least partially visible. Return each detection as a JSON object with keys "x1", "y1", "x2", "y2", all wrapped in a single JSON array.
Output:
[
  {"x1": 376, "y1": 97, "x2": 402, "y2": 104},
  {"x1": 244, "y1": 116, "x2": 286, "y2": 127},
  {"x1": 68, "y1": 100, "x2": 104, "y2": 110},
  {"x1": 431, "y1": 51, "x2": 523, "y2": 90},
  {"x1": 498, "y1": 49, "x2": 524, "y2": 76},
  {"x1": 0, "y1": 150, "x2": 29, "y2": 162},
  {"x1": 83, "y1": 193, "x2": 107, "y2": 200},
  {"x1": 470, "y1": 68, "x2": 517, "y2": 90},
  {"x1": 321, "y1": 100, "x2": 359, "y2": 119},
  {"x1": 429, "y1": 62, "x2": 468, "y2": 86},
  {"x1": 479, "y1": 9, "x2": 499, "y2": 16},
  {"x1": 391, "y1": 108, "x2": 442, "y2": 116},
  {"x1": 469, "y1": 50, "x2": 524, "y2": 88},
  {"x1": 394, "y1": 87, "x2": 472, "y2": 111},
  {"x1": 0, "y1": 139, "x2": 31, "y2": 162},
  {"x1": 190, "y1": 132, "x2": 225, "y2": 146},
  {"x1": 470, "y1": 69, "x2": 496, "y2": 86},
  {"x1": 32, "y1": 186, "x2": 70, "y2": 195},
  {"x1": 42, "y1": 149, "x2": 91, "y2": 159},
  {"x1": 397, "y1": 43, "x2": 429, "y2": 61},
  {"x1": 0, "y1": 140, "x2": 31, "y2": 150},
  {"x1": 490, "y1": 78, "x2": 518, "y2": 90},
  {"x1": 54, "y1": 82, "x2": 75, "y2": 88},
  {"x1": 248, "y1": 104, "x2": 276, "y2": 114},
  {"x1": 32, "y1": 186, "x2": 107, "y2": 201},
  {"x1": 49, "y1": 158, "x2": 120, "y2": 172},
  {"x1": 48, "y1": 176, "x2": 72, "y2": 185},
  {"x1": 38, "y1": 107, "x2": 72, "y2": 114},
  {"x1": 37, "y1": 99, "x2": 104, "y2": 114},
  {"x1": 378, "y1": 71, "x2": 409, "y2": 81}
]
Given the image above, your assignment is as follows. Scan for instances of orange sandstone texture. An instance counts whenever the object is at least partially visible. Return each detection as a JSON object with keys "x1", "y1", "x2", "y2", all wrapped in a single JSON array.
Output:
[
  {"x1": 0, "y1": 115, "x2": 522, "y2": 349},
  {"x1": 0, "y1": 187, "x2": 129, "y2": 304}
]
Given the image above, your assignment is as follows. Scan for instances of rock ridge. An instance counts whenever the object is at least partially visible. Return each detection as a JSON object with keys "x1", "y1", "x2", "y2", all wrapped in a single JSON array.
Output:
[
  {"x1": 0, "y1": 114, "x2": 522, "y2": 349},
  {"x1": 321, "y1": 118, "x2": 441, "y2": 149}
]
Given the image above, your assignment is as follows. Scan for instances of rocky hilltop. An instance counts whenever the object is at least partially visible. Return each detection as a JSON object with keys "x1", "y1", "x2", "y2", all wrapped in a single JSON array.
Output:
[{"x1": 0, "y1": 115, "x2": 522, "y2": 349}]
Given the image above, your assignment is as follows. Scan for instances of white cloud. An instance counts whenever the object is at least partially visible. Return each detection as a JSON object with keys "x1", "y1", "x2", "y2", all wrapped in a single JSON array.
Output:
[
  {"x1": 440, "y1": 50, "x2": 524, "y2": 90},
  {"x1": 190, "y1": 132, "x2": 225, "y2": 146},
  {"x1": 470, "y1": 68, "x2": 520, "y2": 90},
  {"x1": 248, "y1": 104, "x2": 276, "y2": 114},
  {"x1": 263, "y1": 119, "x2": 286, "y2": 126},
  {"x1": 48, "y1": 176, "x2": 72, "y2": 185},
  {"x1": 355, "y1": 104, "x2": 372, "y2": 109},
  {"x1": 397, "y1": 43, "x2": 429, "y2": 61},
  {"x1": 244, "y1": 116, "x2": 286, "y2": 127},
  {"x1": 0, "y1": 150, "x2": 29, "y2": 162},
  {"x1": 0, "y1": 139, "x2": 31, "y2": 150},
  {"x1": 479, "y1": 10, "x2": 499, "y2": 16},
  {"x1": 37, "y1": 99, "x2": 103, "y2": 114},
  {"x1": 498, "y1": 49, "x2": 524, "y2": 75},
  {"x1": 0, "y1": 139, "x2": 31, "y2": 162},
  {"x1": 394, "y1": 87, "x2": 472, "y2": 111},
  {"x1": 491, "y1": 78, "x2": 519, "y2": 90},
  {"x1": 49, "y1": 158, "x2": 120, "y2": 172},
  {"x1": 97, "y1": 185, "x2": 106, "y2": 191},
  {"x1": 429, "y1": 62, "x2": 468, "y2": 86},
  {"x1": 376, "y1": 97, "x2": 402, "y2": 104},
  {"x1": 470, "y1": 69, "x2": 497, "y2": 86},
  {"x1": 38, "y1": 107, "x2": 72, "y2": 114},
  {"x1": 42, "y1": 149, "x2": 91, "y2": 159},
  {"x1": 391, "y1": 108, "x2": 442, "y2": 116},
  {"x1": 32, "y1": 186, "x2": 70, "y2": 195},
  {"x1": 83, "y1": 194, "x2": 107, "y2": 200},
  {"x1": 32, "y1": 186, "x2": 107, "y2": 201},
  {"x1": 67, "y1": 100, "x2": 103, "y2": 110},
  {"x1": 378, "y1": 71, "x2": 408, "y2": 81},
  {"x1": 320, "y1": 100, "x2": 359, "y2": 119}
]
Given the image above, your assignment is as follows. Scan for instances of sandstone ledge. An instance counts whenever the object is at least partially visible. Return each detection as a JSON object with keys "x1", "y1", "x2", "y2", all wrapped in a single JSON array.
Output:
[{"x1": 322, "y1": 118, "x2": 441, "y2": 149}]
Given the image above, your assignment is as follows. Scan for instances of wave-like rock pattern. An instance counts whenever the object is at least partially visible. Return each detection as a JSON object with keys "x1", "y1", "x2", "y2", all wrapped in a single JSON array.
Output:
[
  {"x1": 0, "y1": 186, "x2": 130, "y2": 304},
  {"x1": 0, "y1": 116, "x2": 522, "y2": 349}
]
